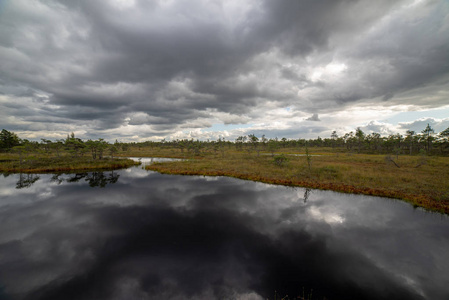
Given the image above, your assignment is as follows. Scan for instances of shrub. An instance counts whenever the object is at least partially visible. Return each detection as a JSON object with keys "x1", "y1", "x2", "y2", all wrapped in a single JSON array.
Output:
[{"x1": 273, "y1": 154, "x2": 289, "y2": 167}]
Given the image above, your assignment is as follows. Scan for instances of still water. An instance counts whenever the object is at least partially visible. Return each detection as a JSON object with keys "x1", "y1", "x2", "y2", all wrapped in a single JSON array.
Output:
[{"x1": 0, "y1": 160, "x2": 448, "y2": 300}]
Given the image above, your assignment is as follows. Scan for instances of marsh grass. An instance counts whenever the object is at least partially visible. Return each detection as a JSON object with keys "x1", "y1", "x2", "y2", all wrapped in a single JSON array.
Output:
[
  {"x1": 0, "y1": 154, "x2": 139, "y2": 173},
  {"x1": 144, "y1": 148, "x2": 449, "y2": 214}
]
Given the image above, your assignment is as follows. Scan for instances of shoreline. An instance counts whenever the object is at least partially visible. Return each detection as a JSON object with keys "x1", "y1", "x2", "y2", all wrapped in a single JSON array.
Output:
[
  {"x1": 1, "y1": 152, "x2": 447, "y2": 214},
  {"x1": 145, "y1": 153, "x2": 449, "y2": 214}
]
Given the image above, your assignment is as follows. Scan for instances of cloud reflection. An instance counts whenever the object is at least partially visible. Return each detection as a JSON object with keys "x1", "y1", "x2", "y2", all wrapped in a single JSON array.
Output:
[{"x1": 0, "y1": 167, "x2": 447, "y2": 299}]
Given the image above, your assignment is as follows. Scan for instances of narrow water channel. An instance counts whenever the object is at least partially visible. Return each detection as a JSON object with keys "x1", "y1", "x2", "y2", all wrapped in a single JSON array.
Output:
[{"x1": 0, "y1": 162, "x2": 448, "y2": 300}]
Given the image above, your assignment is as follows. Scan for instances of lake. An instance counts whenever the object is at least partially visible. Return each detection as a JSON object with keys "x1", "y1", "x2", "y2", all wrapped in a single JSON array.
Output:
[{"x1": 0, "y1": 160, "x2": 448, "y2": 300}]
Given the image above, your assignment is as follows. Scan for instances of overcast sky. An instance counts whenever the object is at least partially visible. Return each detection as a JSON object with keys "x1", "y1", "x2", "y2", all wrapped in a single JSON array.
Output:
[{"x1": 1, "y1": 0, "x2": 448, "y2": 142}]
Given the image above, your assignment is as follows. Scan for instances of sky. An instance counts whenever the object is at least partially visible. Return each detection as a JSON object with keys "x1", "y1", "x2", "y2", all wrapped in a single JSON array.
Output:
[{"x1": 0, "y1": 0, "x2": 448, "y2": 142}]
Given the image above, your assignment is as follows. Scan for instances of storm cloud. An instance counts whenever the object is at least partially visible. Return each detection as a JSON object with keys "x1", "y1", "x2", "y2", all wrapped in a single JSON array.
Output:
[{"x1": 0, "y1": 0, "x2": 448, "y2": 141}]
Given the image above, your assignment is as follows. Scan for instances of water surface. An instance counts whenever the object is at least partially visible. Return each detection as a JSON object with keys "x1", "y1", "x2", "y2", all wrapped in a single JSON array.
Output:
[{"x1": 0, "y1": 164, "x2": 448, "y2": 300}]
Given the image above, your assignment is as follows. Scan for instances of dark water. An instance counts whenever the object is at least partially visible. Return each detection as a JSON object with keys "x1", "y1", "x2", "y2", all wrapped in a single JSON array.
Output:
[{"x1": 0, "y1": 161, "x2": 448, "y2": 300}]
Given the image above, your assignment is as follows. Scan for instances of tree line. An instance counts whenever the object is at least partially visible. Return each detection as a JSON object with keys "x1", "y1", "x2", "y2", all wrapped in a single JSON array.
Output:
[
  {"x1": 317, "y1": 124, "x2": 449, "y2": 155},
  {"x1": 0, "y1": 130, "x2": 119, "y2": 159},
  {"x1": 145, "y1": 123, "x2": 449, "y2": 156},
  {"x1": 1, "y1": 123, "x2": 448, "y2": 157}
]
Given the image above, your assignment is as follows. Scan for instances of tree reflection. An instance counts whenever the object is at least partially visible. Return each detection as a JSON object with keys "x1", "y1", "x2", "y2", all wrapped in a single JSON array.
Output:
[
  {"x1": 50, "y1": 174, "x2": 64, "y2": 185},
  {"x1": 86, "y1": 171, "x2": 120, "y2": 187},
  {"x1": 16, "y1": 173, "x2": 40, "y2": 189},
  {"x1": 304, "y1": 188, "x2": 311, "y2": 203},
  {"x1": 66, "y1": 173, "x2": 87, "y2": 183},
  {"x1": 49, "y1": 171, "x2": 120, "y2": 188}
]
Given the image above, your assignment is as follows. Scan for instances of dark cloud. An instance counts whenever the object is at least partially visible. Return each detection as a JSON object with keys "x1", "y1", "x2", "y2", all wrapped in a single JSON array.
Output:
[
  {"x1": 306, "y1": 113, "x2": 320, "y2": 121},
  {"x1": 0, "y1": 0, "x2": 448, "y2": 140}
]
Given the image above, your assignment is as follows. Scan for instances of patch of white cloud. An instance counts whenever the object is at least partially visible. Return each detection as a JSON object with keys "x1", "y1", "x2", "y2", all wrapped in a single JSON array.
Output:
[
  {"x1": 398, "y1": 117, "x2": 449, "y2": 134},
  {"x1": 38, "y1": 188, "x2": 54, "y2": 200},
  {"x1": 359, "y1": 121, "x2": 399, "y2": 136},
  {"x1": 110, "y1": 0, "x2": 136, "y2": 10},
  {"x1": 310, "y1": 62, "x2": 348, "y2": 82},
  {"x1": 309, "y1": 206, "x2": 345, "y2": 225}
]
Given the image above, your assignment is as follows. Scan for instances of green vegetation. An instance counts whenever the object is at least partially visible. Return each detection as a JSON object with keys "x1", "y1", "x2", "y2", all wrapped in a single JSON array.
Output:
[{"x1": 1, "y1": 125, "x2": 449, "y2": 214}]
